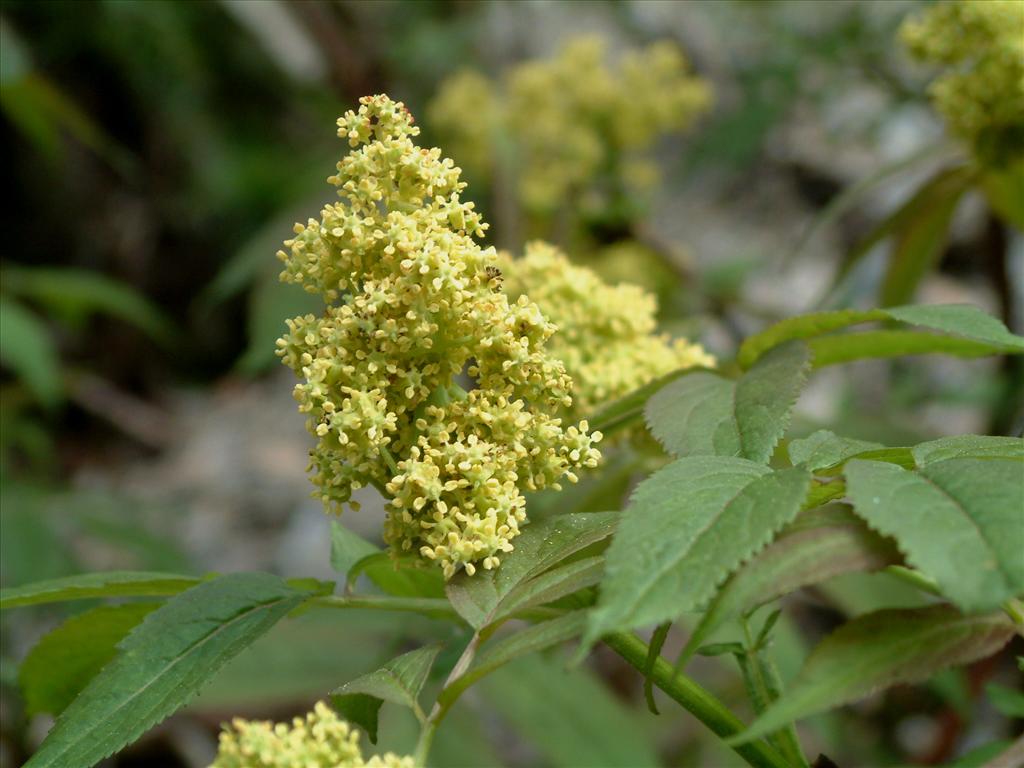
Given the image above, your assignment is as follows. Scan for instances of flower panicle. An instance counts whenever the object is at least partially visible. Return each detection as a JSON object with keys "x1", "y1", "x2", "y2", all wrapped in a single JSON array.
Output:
[
  {"x1": 429, "y1": 36, "x2": 712, "y2": 214},
  {"x1": 499, "y1": 241, "x2": 715, "y2": 429},
  {"x1": 901, "y1": 0, "x2": 1024, "y2": 166},
  {"x1": 277, "y1": 95, "x2": 601, "y2": 578}
]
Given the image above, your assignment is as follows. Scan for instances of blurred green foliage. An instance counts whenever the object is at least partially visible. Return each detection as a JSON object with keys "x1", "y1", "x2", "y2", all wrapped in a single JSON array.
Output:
[{"x1": 0, "y1": 1, "x2": 1021, "y2": 766}]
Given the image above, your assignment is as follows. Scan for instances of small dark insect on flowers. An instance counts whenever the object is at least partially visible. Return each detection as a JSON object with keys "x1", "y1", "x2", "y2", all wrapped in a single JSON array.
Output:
[{"x1": 486, "y1": 265, "x2": 503, "y2": 292}]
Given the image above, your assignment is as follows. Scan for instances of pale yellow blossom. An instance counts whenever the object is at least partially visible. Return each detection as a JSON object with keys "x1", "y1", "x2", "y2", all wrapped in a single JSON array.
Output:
[
  {"x1": 211, "y1": 701, "x2": 412, "y2": 768},
  {"x1": 499, "y1": 242, "x2": 715, "y2": 422},
  {"x1": 277, "y1": 95, "x2": 600, "y2": 578}
]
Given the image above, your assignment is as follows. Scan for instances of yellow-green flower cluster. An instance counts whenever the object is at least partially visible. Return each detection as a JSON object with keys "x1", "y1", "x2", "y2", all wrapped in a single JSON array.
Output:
[
  {"x1": 429, "y1": 36, "x2": 711, "y2": 215},
  {"x1": 498, "y1": 242, "x2": 715, "y2": 419},
  {"x1": 277, "y1": 95, "x2": 601, "y2": 578},
  {"x1": 211, "y1": 701, "x2": 412, "y2": 768},
  {"x1": 901, "y1": 0, "x2": 1024, "y2": 164}
]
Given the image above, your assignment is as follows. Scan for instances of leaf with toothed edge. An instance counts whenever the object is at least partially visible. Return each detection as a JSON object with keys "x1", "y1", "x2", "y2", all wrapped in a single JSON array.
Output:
[
  {"x1": 911, "y1": 435, "x2": 1024, "y2": 466},
  {"x1": 330, "y1": 644, "x2": 442, "y2": 726},
  {"x1": 678, "y1": 505, "x2": 900, "y2": 666},
  {"x1": 738, "y1": 304, "x2": 1024, "y2": 370},
  {"x1": 582, "y1": 458, "x2": 811, "y2": 650},
  {"x1": 645, "y1": 341, "x2": 811, "y2": 464},
  {"x1": 24, "y1": 573, "x2": 311, "y2": 768},
  {"x1": 788, "y1": 431, "x2": 885, "y2": 471},
  {"x1": 845, "y1": 457, "x2": 1024, "y2": 613}
]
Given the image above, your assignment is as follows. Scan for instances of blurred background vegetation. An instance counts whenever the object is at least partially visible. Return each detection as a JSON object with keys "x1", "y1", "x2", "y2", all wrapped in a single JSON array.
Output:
[{"x1": 1, "y1": 1, "x2": 1021, "y2": 766}]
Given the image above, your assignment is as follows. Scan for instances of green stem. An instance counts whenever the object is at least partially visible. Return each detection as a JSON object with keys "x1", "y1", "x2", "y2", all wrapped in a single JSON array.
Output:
[
  {"x1": 740, "y1": 618, "x2": 808, "y2": 768},
  {"x1": 603, "y1": 632, "x2": 794, "y2": 768},
  {"x1": 412, "y1": 720, "x2": 436, "y2": 768},
  {"x1": 884, "y1": 565, "x2": 942, "y2": 596},
  {"x1": 415, "y1": 633, "x2": 482, "y2": 767}
]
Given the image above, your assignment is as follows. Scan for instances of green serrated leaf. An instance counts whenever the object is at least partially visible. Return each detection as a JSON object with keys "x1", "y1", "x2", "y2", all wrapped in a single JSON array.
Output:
[
  {"x1": 1, "y1": 571, "x2": 202, "y2": 610},
  {"x1": 329, "y1": 522, "x2": 379, "y2": 580},
  {"x1": 25, "y1": 573, "x2": 309, "y2": 768},
  {"x1": 788, "y1": 431, "x2": 884, "y2": 471},
  {"x1": 807, "y1": 330, "x2": 1015, "y2": 367},
  {"x1": 19, "y1": 603, "x2": 159, "y2": 716},
  {"x1": 644, "y1": 372, "x2": 737, "y2": 456},
  {"x1": 680, "y1": 505, "x2": 900, "y2": 666},
  {"x1": 912, "y1": 435, "x2": 1024, "y2": 467},
  {"x1": 330, "y1": 644, "x2": 442, "y2": 721},
  {"x1": 884, "y1": 305, "x2": 1024, "y2": 350},
  {"x1": 846, "y1": 458, "x2": 1024, "y2": 612},
  {"x1": 646, "y1": 341, "x2": 811, "y2": 463},
  {"x1": 733, "y1": 606, "x2": 1014, "y2": 745},
  {"x1": 446, "y1": 512, "x2": 617, "y2": 629},
  {"x1": 588, "y1": 367, "x2": 707, "y2": 436},
  {"x1": 438, "y1": 612, "x2": 587, "y2": 708},
  {"x1": 493, "y1": 555, "x2": 605, "y2": 621},
  {"x1": 584, "y1": 459, "x2": 811, "y2": 648},
  {"x1": 738, "y1": 304, "x2": 1024, "y2": 369}
]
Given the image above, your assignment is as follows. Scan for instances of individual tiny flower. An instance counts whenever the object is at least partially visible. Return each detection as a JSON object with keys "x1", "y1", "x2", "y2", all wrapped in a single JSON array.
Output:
[
  {"x1": 498, "y1": 241, "x2": 715, "y2": 423},
  {"x1": 901, "y1": 0, "x2": 1024, "y2": 165},
  {"x1": 211, "y1": 701, "x2": 413, "y2": 768},
  {"x1": 278, "y1": 95, "x2": 601, "y2": 578}
]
